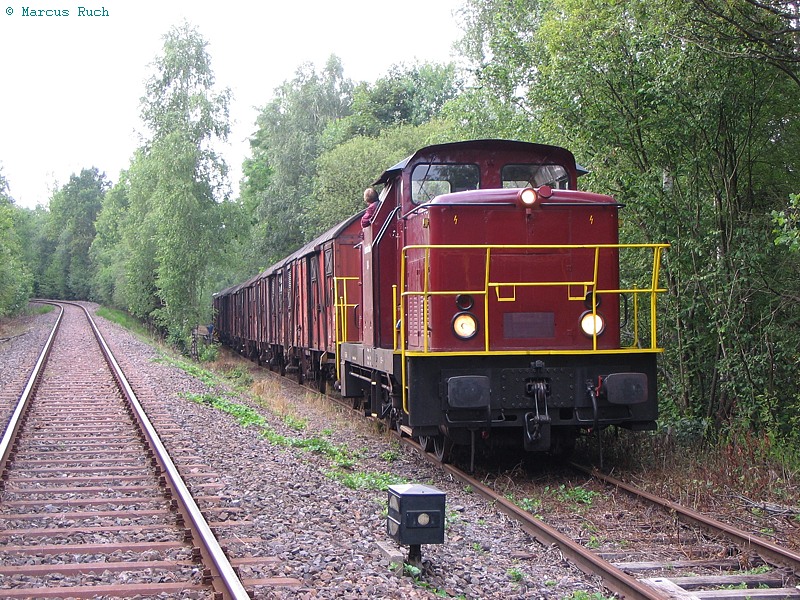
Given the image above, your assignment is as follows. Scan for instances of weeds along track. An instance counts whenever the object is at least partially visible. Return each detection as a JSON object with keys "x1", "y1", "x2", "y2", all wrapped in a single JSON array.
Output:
[{"x1": 0, "y1": 302, "x2": 257, "y2": 599}]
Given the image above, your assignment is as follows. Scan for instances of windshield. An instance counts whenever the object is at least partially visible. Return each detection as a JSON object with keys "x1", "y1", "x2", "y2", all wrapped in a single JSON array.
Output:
[
  {"x1": 502, "y1": 164, "x2": 570, "y2": 189},
  {"x1": 411, "y1": 163, "x2": 480, "y2": 205}
]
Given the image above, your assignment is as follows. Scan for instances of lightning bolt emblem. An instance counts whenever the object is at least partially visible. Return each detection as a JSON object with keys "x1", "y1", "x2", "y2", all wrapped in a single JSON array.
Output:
[{"x1": 454, "y1": 215, "x2": 458, "y2": 225}]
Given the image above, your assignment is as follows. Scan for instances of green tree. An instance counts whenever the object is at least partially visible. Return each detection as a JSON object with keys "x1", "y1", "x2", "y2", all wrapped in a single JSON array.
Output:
[
  {"x1": 0, "y1": 171, "x2": 33, "y2": 316},
  {"x1": 90, "y1": 173, "x2": 130, "y2": 307},
  {"x1": 323, "y1": 62, "x2": 461, "y2": 143},
  {"x1": 243, "y1": 55, "x2": 352, "y2": 268},
  {"x1": 455, "y1": 0, "x2": 800, "y2": 442},
  {"x1": 121, "y1": 22, "x2": 232, "y2": 346},
  {"x1": 686, "y1": 0, "x2": 800, "y2": 86},
  {"x1": 41, "y1": 168, "x2": 107, "y2": 300},
  {"x1": 311, "y1": 120, "x2": 457, "y2": 234}
]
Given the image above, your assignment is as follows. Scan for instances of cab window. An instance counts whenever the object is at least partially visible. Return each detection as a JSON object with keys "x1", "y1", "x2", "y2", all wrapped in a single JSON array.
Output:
[
  {"x1": 411, "y1": 163, "x2": 480, "y2": 205},
  {"x1": 502, "y1": 164, "x2": 570, "y2": 189}
]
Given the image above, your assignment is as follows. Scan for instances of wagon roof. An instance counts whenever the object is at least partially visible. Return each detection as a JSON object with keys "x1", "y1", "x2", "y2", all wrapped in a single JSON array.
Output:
[{"x1": 373, "y1": 139, "x2": 588, "y2": 185}]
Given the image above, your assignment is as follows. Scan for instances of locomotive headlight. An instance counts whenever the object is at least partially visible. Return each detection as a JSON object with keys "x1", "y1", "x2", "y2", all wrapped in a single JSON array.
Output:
[
  {"x1": 452, "y1": 312, "x2": 478, "y2": 339},
  {"x1": 520, "y1": 188, "x2": 538, "y2": 205},
  {"x1": 579, "y1": 311, "x2": 605, "y2": 337}
]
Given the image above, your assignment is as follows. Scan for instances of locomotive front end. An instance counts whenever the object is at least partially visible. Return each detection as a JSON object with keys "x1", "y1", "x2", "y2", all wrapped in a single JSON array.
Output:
[{"x1": 399, "y1": 156, "x2": 667, "y2": 458}]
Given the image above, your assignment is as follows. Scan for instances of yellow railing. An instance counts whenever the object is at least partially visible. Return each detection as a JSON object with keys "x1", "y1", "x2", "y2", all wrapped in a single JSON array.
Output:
[
  {"x1": 333, "y1": 276, "x2": 359, "y2": 381},
  {"x1": 396, "y1": 243, "x2": 669, "y2": 413}
]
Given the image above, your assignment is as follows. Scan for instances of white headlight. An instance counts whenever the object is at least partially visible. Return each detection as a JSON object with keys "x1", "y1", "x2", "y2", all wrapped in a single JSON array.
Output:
[
  {"x1": 453, "y1": 312, "x2": 478, "y2": 339},
  {"x1": 580, "y1": 311, "x2": 605, "y2": 337},
  {"x1": 520, "y1": 188, "x2": 537, "y2": 205}
]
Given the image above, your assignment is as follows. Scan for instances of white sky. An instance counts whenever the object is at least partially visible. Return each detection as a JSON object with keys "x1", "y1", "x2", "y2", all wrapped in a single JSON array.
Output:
[{"x1": 0, "y1": 1, "x2": 465, "y2": 208}]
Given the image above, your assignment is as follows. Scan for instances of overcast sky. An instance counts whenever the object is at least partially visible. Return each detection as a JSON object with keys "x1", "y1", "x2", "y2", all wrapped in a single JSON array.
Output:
[{"x1": 0, "y1": 1, "x2": 464, "y2": 208}]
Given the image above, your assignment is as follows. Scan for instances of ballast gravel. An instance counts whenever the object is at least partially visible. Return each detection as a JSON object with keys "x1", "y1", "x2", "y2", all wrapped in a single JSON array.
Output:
[{"x1": 1, "y1": 305, "x2": 607, "y2": 599}]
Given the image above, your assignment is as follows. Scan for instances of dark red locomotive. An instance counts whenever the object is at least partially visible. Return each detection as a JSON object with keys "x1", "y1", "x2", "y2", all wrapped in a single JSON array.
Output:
[{"x1": 214, "y1": 139, "x2": 668, "y2": 462}]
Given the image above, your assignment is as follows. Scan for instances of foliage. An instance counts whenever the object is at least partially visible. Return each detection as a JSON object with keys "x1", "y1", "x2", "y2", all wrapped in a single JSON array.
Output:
[
  {"x1": 241, "y1": 58, "x2": 462, "y2": 263},
  {"x1": 0, "y1": 171, "x2": 33, "y2": 316},
  {"x1": 309, "y1": 119, "x2": 457, "y2": 236},
  {"x1": 90, "y1": 174, "x2": 130, "y2": 307},
  {"x1": 455, "y1": 0, "x2": 800, "y2": 448},
  {"x1": 37, "y1": 167, "x2": 107, "y2": 300},
  {"x1": 322, "y1": 62, "x2": 461, "y2": 143},
  {"x1": 95, "y1": 306, "x2": 151, "y2": 338},
  {"x1": 685, "y1": 0, "x2": 800, "y2": 86},
  {"x1": 241, "y1": 56, "x2": 352, "y2": 269},
  {"x1": 108, "y1": 22, "x2": 234, "y2": 347},
  {"x1": 326, "y1": 469, "x2": 406, "y2": 491},
  {"x1": 182, "y1": 392, "x2": 266, "y2": 428},
  {"x1": 196, "y1": 342, "x2": 219, "y2": 363},
  {"x1": 772, "y1": 193, "x2": 800, "y2": 251}
]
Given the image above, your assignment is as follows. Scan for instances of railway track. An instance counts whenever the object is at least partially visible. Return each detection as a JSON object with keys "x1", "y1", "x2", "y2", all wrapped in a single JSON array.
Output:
[
  {"x1": 0, "y1": 302, "x2": 252, "y2": 599},
  {"x1": 409, "y1": 441, "x2": 800, "y2": 600},
  {"x1": 248, "y1": 360, "x2": 800, "y2": 599}
]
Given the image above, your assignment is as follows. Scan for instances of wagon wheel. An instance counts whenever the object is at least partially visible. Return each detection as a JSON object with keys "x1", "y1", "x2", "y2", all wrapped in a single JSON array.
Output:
[
  {"x1": 391, "y1": 408, "x2": 404, "y2": 436},
  {"x1": 433, "y1": 435, "x2": 452, "y2": 463},
  {"x1": 418, "y1": 436, "x2": 434, "y2": 453},
  {"x1": 316, "y1": 369, "x2": 327, "y2": 394}
]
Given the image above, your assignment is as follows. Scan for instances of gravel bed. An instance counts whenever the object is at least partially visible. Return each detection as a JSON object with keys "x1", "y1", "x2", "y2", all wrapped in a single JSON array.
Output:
[
  {"x1": 4, "y1": 305, "x2": 799, "y2": 598},
  {"x1": 0, "y1": 305, "x2": 59, "y2": 425},
  {"x1": 64, "y1": 303, "x2": 608, "y2": 600}
]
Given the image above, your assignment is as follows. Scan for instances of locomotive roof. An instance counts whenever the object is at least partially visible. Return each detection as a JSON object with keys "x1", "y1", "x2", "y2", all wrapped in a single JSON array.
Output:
[{"x1": 373, "y1": 139, "x2": 587, "y2": 185}]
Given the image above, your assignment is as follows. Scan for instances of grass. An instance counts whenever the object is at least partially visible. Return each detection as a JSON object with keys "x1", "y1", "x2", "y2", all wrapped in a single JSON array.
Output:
[
  {"x1": 181, "y1": 392, "x2": 265, "y2": 428},
  {"x1": 27, "y1": 303, "x2": 55, "y2": 315},
  {"x1": 95, "y1": 306, "x2": 150, "y2": 337},
  {"x1": 326, "y1": 470, "x2": 406, "y2": 491}
]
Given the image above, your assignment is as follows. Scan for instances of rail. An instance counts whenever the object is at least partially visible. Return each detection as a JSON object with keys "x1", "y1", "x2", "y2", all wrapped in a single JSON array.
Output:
[
  {"x1": 83, "y1": 304, "x2": 251, "y2": 600},
  {"x1": 1, "y1": 301, "x2": 251, "y2": 600},
  {"x1": 0, "y1": 301, "x2": 63, "y2": 475}
]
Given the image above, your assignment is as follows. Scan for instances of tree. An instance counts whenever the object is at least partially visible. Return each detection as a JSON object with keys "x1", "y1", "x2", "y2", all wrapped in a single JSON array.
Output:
[
  {"x1": 0, "y1": 170, "x2": 33, "y2": 316},
  {"x1": 40, "y1": 168, "x2": 108, "y2": 300},
  {"x1": 311, "y1": 120, "x2": 457, "y2": 235},
  {"x1": 323, "y1": 62, "x2": 461, "y2": 142},
  {"x1": 120, "y1": 22, "x2": 232, "y2": 346},
  {"x1": 242, "y1": 55, "x2": 352, "y2": 267},
  {"x1": 90, "y1": 173, "x2": 130, "y2": 308},
  {"x1": 454, "y1": 0, "x2": 800, "y2": 443},
  {"x1": 686, "y1": 0, "x2": 800, "y2": 86}
]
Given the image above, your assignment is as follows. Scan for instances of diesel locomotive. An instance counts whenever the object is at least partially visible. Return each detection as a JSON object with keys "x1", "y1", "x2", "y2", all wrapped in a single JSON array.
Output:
[{"x1": 214, "y1": 139, "x2": 668, "y2": 463}]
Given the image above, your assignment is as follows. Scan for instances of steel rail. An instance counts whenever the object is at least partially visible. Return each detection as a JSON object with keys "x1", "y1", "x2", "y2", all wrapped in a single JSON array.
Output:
[
  {"x1": 573, "y1": 463, "x2": 800, "y2": 573},
  {"x1": 0, "y1": 301, "x2": 63, "y2": 476},
  {"x1": 77, "y1": 303, "x2": 251, "y2": 600},
  {"x1": 410, "y1": 445, "x2": 665, "y2": 600}
]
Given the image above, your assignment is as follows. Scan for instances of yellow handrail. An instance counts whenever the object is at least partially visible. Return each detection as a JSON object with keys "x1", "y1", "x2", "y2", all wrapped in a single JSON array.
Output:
[
  {"x1": 333, "y1": 276, "x2": 359, "y2": 381},
  {"x1": 397, "y1": 242, "x2": 669, "y2": 413}
]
